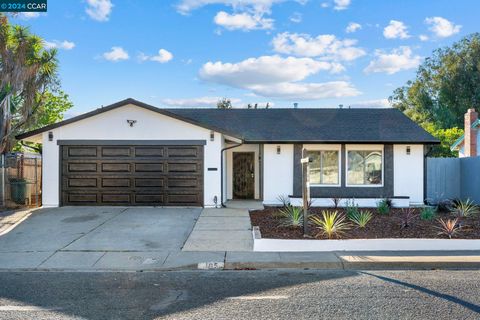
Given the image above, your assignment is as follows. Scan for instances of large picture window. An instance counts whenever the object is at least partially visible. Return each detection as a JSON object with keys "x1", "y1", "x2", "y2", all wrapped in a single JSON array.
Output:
[
  {"x1": 347, "y1": 149, "x2": 383, "y2": 186},
  {"x1": 307, "y1": 150, "x2": 339, "y2": 185}
]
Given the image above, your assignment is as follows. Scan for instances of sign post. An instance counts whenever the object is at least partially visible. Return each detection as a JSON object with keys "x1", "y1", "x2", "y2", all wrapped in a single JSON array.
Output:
[{"x1": 301, "y1": 149, "x2": 311, "y2": 237}]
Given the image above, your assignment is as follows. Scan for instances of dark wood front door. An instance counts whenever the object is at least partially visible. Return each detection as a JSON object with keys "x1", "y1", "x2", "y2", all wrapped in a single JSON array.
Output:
[
  {"x1": 61, "y1": 144, "x2": 203, "y2": 206},
  {"x1": 233, "y1": 152, "x2": 255, "y2": 199}
]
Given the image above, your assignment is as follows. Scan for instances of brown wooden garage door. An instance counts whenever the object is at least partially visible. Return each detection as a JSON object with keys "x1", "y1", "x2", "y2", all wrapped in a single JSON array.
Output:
[{"x1": 60, "y1": 144, "x2": 204, "y2": 206}]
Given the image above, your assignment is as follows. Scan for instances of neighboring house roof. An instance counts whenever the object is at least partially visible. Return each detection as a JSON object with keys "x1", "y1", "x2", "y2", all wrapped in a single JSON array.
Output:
[
  {"x1": 451, "y1": 119, "x2": 480, "y2": 151},
  {"x1": 16, "y1": 98, "x2": 439, "y2": 144}
]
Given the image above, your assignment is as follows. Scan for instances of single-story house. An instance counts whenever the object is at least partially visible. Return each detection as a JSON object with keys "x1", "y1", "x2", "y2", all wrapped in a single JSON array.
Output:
[
  {"x1": 16, "y1": 98, "x2": 438, "y2": 208},
  {"x1": 451, "y1": 108, "x2": 479, "y2": 157}
]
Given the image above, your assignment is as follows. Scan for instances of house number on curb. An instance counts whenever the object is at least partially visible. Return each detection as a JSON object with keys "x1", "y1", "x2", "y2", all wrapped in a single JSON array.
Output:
[{"x1": 198, "y1": 262, "x2": 225, "y2": 270}]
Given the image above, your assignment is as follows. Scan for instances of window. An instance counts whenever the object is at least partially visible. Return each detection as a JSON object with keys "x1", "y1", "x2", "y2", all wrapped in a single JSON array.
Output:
[
  {"x1": 307, "y1": 150, "x2": 339, "y2": 185},
  {"x1": 347, "y1": 149, "x2": 382, "y2": 186}
]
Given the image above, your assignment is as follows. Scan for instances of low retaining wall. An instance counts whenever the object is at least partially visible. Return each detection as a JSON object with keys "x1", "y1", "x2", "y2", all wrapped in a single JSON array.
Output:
[{"x1": 253, "y1": 227, "x2": 480, "y2": 252}]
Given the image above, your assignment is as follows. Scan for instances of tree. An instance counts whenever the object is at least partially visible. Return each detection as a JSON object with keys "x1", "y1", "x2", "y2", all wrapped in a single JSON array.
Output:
[
  {"x1": 0, "y1": 14, "x2": 58, "y2": 153},
  {"x1": 217, "y1": 98, "x2": 232, "y2": 109},
  {"x1": 13, "y1": 90, "x2": 73, "y2": 152},
  {"x1": 389, "y1": 33, "x2": 480, "y2": 157},
  {"x1": 422, "y1": 123, "x2": 464, "y2": 157},
  {"x1": 389, "y1": 33, "x2": 480, "y2": 129}
]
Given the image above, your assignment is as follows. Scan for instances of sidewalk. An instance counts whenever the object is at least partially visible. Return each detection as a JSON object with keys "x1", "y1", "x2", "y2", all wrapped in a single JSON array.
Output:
[
  {"x1": 182, "y1": 208, "x2": 253, "y2": 251},
  {"x1": 1, "y1": 250, "x2": 479, "y2": 271}
]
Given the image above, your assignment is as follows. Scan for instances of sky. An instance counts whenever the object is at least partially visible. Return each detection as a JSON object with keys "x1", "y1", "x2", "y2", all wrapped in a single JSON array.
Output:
[{"x1": 10, "y1": 0, "x2": 479, "y2": 114}]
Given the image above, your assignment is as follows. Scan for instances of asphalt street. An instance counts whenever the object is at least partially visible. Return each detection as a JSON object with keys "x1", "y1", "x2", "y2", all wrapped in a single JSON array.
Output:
[{"x1": 0, "y1": 270, "x2": 479, "y2": 320}]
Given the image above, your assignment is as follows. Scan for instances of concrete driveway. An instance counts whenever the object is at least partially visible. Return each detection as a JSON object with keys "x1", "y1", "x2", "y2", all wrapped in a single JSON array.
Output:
[{"x1": 0, "y1": 207, "x2": 226, "y2": 270}]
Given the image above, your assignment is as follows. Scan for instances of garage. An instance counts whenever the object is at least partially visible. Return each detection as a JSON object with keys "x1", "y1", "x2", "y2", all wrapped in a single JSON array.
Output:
[{"x1": 60, "y1": 142, "x2": 204, "y2": 206}]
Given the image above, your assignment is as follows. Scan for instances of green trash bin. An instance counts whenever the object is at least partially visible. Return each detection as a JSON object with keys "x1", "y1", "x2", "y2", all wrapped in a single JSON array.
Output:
[{"x1": 10, "y1": 178, "x2": 27, "y2": 205}]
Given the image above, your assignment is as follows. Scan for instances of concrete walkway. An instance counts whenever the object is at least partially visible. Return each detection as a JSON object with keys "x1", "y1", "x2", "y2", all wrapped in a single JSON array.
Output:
[{"x1": 182, "y1": 208, "x2": 253, "y2": 252}]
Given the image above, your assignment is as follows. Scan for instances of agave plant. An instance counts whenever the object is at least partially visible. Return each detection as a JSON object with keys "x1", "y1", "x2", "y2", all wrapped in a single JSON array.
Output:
[
  {"x1": 345, "y1": 199, "x2": 359, "y2": 219},
  {"x1": 349, "y1": 210, "x2": 373, "y2": 228},
  {"x1": 453, "y1": 199, "x2": 479, "y2": 217},
  {"x1": 310, "y1": 210, "x2": 350, "y2": 239},
  {"x1": 278, "y1": 205, "x2": 303, "y2": 228},
  {"x1": 436, "y1": 218, "x2": 461, "y2": 239}
]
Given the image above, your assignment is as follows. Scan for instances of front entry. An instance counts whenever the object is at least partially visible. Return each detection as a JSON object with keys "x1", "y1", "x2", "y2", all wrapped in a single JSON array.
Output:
[{"x1": 233, "y1": 152, "x2": 255, "y2": 199}]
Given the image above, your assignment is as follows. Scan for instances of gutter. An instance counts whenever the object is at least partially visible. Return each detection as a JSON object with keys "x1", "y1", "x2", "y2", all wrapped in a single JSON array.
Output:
[{"x1": 220, "y1": 141, "x2": 244, "y2": 207}]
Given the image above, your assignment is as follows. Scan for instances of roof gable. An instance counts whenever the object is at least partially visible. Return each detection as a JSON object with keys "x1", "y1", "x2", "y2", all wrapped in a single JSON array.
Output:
[{"x1": 16, "y1": 98, "x2": 240, "y2": 140}]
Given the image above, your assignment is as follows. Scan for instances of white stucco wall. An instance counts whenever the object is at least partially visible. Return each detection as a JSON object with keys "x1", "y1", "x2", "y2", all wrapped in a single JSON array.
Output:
[
  {"x1": 263, "y1": 144, "x2": 294, "y2": 205},
  {"x1": 393, "y1": 144, "x2": 424, "y2": 204},
  {"x1": 40, "y1": 104, "x2": 222, "y2": 207},
  {"x1": 226, "y1": 144, "x2": 260, "y2": 200}
]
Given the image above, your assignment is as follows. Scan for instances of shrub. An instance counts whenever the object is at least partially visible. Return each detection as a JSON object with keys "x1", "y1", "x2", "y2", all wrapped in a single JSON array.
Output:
[
  {"x1": 436, "y1": 199, "x2": 454, "y2": 213},
  {"x1": 276, "y1": 195, "x2": 290, "y2": 208},
  {"x1": 436, "y1": 218, "x2": 461, "y2": 239},
  {"x1": 453, "y1": 198, "x2": 479, "y2": 217},
  {"x1": 399, "y1": 208, "x2": 416, "y2": 228},
  {"x1": 309, "y1": 210, "x2": 350, "y2": 239},
  {"x1": 278, "y1": 205, "x2": 303, "y2": 228},
  {"x1": 348, "y1": 210, "x2": 373, "y2": 228},
  {"x1": 345, "y1": 199, "x2": 359, "y2": 219},
  {"x1": 377, "y1": 199, "x2": 390, "y2": 215},
  {"x1": 420, "y1": 207, "x2": 437, "y2": 221},
  {"x1": 331, "y1": 197, "x2": 342, "y2": 209}
]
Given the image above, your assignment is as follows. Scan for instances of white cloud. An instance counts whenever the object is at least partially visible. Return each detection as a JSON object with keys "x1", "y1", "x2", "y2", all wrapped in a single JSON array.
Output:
[
  {"x1": 348, "y1": 99, "x2": 391, "y2": 108},
  {"x1": 289, "y1": 12, "x2": 302, "y2": 23},
  {"x1": 16, "y1": 12, "x2": 40, "y2": 20},
  {"x1": 383, "y1": 20, "x2": 410, "y2": 39},
  {"x1": 333, "y1": 0, "x2": 350, "y2": 10},
  {"x1": 200, "y1": 55, "x2": 343, "y2": 87},
  {"x1": 214, "y1": 11, "x2": 273, "y2": 30},
  {"x1": 139, "y1": 49, "x2": 174, "y2": 63},
  {"x1": 162, "y1": 96, "x2": 241, "y2": 108},
  {"x1": 44, "y1": 40, "x2": 75, "y2": 50},
  {"x1": 419, "y1": 34, "x2": 429, "y2": 41},
  {"x1": 425, "y1": 17, "x2": 461, "y2": 38},
  {"x1": 364, "y1": 46, "x2": 422, "y2": 74},
  {"x1": 249, "y1": 81, "x2": 360, "y2": 100},
  {"x1": 176, "y1": 0, "x2": 285, "y2": 15},
  {"x1": 199, "y1": 55, "x2": 360, "y2": 100},
  {"x1": 103, "y1": 46, "x2": 129, "y2": 62},
  {"x1": 85, "y1": 0, "x2": 113, "y2": 22},
  {"x1": 346, "y1": 22, "x2": 361, "y2": 33},
  {"x1": 272, "y1": 32, "x2": 366, "y2": 61},
  {"x1": 320, "y1": 2, "x2": 329, "y2": 8}
]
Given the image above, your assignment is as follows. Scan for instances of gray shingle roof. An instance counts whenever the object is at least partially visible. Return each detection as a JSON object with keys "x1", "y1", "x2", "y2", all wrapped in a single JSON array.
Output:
[
  {"x1": 16, "y1": 98, "x2": 438, "y2": 144},
  {"x1": 167, "y1": 107, "x2": 439, "y2": 143}
]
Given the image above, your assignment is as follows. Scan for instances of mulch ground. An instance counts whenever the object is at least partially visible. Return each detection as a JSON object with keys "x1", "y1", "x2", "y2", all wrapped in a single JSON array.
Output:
[{"x1": 249, "y1": 207, "x2": 480, "y2": 240}]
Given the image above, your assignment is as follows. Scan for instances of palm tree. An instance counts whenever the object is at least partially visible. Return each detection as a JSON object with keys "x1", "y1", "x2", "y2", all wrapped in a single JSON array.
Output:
[{"x1": 0, "y1": 15, "x2": 58, "y2": 153}]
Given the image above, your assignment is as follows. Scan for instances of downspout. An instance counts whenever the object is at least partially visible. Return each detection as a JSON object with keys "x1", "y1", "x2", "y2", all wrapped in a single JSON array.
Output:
[{"x1": 220, "y1": 141, "x2": 243, "y2": 207}]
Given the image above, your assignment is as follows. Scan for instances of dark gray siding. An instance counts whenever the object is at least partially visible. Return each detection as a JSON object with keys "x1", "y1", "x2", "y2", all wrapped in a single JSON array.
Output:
[{"x1": 293, "y1": 144, "x2": 394, "y2": 198}]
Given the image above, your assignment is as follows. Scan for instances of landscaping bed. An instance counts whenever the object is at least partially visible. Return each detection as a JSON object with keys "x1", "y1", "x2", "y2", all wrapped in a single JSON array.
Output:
[{"x1": 250, "y1": 207, "x2": 480, "y2": 240}]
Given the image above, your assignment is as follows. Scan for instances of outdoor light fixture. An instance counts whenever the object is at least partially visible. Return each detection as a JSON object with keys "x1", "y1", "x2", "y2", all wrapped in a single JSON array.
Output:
[
  {"x1": 406, "y1": 146, "x2": 411, "y2": 155},
  {"x1": 277, "y1": 146, "x2": 281, "y2": 154},
  {"x1": 48, "y1": 132, "x2": 53, "y2": 141},
  {"x1": 126, "y1": 119, "x2": 137, "y2": 127},
  {"x1": 210, "y1": 131, "x2": 215, "y2": 141}
]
